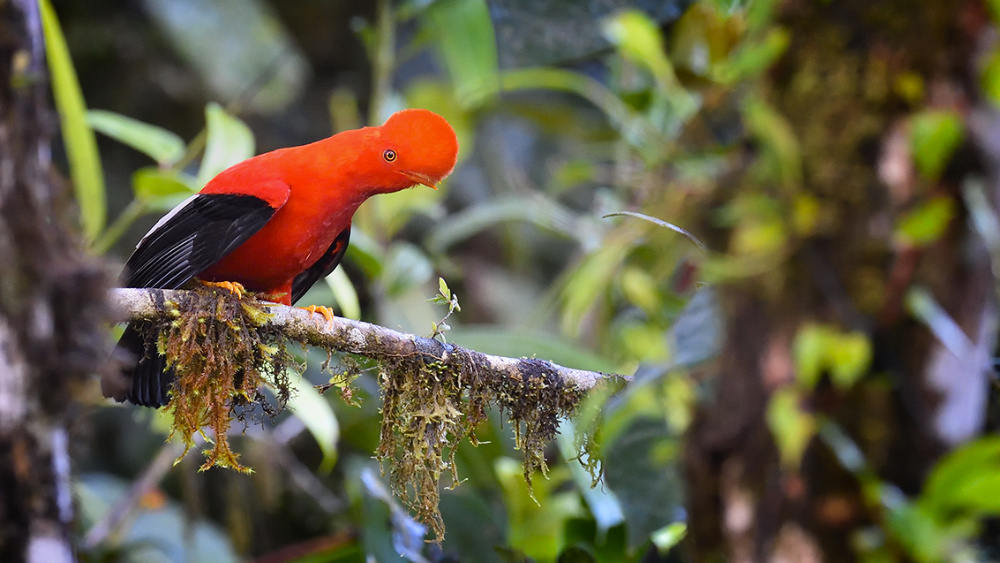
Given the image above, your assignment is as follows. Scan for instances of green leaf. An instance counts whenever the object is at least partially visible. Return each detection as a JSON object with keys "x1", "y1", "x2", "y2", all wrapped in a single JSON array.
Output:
[
  {"x1": 285, "y1": 374, "x2": 339, "y2": 473},
  {"x1": 438, "y1": 277, "x2": 452, "y2": 301},
  {"x1": 324, "y1": 267, "x2": 361, "y2": 321},
  {"x1": 910, "y1": 110, "x2": 964, "y2": 181},
  {"x1": 715, "y1": 28, "x2": 789, "y2": 83},
  {"x1": 602, "y1": 416, "x2": 684, "y2": 551},
  {"x1": 197, "y1": 103, "x2": 254, "y2": 187},
  {"x1": 982, "y1": 52, "x2": 1000, "y2": 109},
  {"x1": 424, "y1": 0, "x2": 498, "y2": 108},
  {"x1": 744, "y1": 97, "x2": 802, "y2": 187},
  {"x1": 651, "y1": 522, "x2": 688, "y2": 554},
  {"x1": 766, "y1": 387, "x2": 816, "y2": 469},
  {"x1": 895, "y1": 196, "x2": 955, "y2": 247},
  {"x1": 602, "y1": 11, "x2": 674, "y2": 91},
  {"x1": 793, "y1": 324, "x2": 828, "y2": 390},
  {"x1": 495, "y1": 458, "x2": 582, "y2": 561},
  {"x1": 556, "y1": 420, "x2": 624, "y2": 535},
  {"x1": 794, "y1": 324, "x2": 871, "y2": 390},
  {"x1": 40, "y1": 0, "x2": 106, "y2": 241},
  {"x1": 88, "y1": 110, "x2": 186, "y2": 166},
  {"x1": 827, "y1": 331, "x2": 872, "y2": 389},
  {"x1": 923, "y1": 436, "x2": 1000, "y2": 511},
  {"x1": 132, "y1": 167, "x2": 196, "y2": 199}
]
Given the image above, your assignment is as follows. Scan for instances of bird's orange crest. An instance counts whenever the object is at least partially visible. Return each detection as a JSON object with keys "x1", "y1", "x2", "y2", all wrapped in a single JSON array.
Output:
[{"x1": 377, "y1": 109, "x2": 459, "y2": 191}]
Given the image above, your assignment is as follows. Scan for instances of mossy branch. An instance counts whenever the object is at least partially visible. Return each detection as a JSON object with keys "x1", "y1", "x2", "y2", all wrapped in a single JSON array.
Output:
[
  {"x1": 111, "y1": 286, "x2": 621, "y2": 540},
  {"x1": 111, "y1": 287, "x2": 616, "y2": 392}
]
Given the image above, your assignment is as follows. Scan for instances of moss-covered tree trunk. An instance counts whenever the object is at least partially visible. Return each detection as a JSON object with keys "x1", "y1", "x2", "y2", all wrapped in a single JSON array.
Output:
[
  {"x1": 685, "y1": 1, "x2": 998, "y2": 561},
  {"x1": 0, "y1": 0, "x2": 109, "y2": 560}
]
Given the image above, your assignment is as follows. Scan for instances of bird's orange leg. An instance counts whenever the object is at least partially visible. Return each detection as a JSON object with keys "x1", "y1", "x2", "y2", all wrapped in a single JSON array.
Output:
[
  {"x1": 200, "y1": 280, "x2": 247, "y2": 299},
  {"x1": 301, "y1": 305, "x2": 337, "y2": 324}
]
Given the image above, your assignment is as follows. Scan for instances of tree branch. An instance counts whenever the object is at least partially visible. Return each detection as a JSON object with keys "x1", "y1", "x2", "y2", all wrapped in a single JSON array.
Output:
[{"x1": 110, "y1": 287, "x2": 620, "y2": 392}]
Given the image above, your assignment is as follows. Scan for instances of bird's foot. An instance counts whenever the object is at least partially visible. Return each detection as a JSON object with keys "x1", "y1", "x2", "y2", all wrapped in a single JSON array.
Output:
[
  {"x1": 201, "y1": 280, "x2": 247, "y2": 299},
  {"x1": 301, "y1": 305, "x2": 336, "y2": 326}
]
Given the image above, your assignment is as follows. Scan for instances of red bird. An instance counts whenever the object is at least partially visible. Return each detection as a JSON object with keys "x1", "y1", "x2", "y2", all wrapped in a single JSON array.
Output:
[{"x1": 105, "y1": 109, "x2": 459, "y2": 407}]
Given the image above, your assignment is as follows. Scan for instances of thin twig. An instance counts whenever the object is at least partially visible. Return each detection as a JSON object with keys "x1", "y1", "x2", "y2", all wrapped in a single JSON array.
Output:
[{"x1": 83, "y1": 440, "x2": 187, "y2": 549}]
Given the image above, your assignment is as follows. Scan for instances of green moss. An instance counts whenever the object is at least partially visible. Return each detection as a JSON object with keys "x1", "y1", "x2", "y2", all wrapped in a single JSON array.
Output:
[
  {"x1": 155, "y1": 286, "x2": 292, "y2": 473},
  {"x1": 152, "y1": 287, "x2": 589, "y2": 541},
  {"x1": 376, "y1": 351, "x2": 584, "y2": 542}
]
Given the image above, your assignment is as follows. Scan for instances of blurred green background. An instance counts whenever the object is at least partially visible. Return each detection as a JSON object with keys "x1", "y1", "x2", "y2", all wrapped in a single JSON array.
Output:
[{"x1": 46, "y1": 0, "x2": 1000, "y2": 561}]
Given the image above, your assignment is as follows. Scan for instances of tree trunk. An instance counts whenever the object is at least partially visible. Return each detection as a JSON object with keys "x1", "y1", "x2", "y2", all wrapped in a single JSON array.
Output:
[
  {"x1": 684, "y1": 1, "x2": 997, "y2": 561},
  {"x1": 0, "y1": 1, "x2": 110, "y2": 561}
]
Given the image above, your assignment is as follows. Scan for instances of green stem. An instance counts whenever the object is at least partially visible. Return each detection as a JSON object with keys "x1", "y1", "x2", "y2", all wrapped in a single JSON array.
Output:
[
  {"x1": 369, "y1": 0, "x2": 395, "y2": 123},
  {"x1": 91, "y1": 198, "x2": 148, "y2": 255}
]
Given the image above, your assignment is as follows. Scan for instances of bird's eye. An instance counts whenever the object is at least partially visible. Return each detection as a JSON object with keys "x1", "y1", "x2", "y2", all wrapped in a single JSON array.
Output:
[{"x1": 383, "y1": 149, "x2": 397, "y2": 162}]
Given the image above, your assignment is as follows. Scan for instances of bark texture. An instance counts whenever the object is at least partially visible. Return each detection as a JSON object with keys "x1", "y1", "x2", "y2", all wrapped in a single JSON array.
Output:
[
  {"x1": 684, "y1": 1, "x2": 998, "y2": 561},
  {"x1": 0, "y1": 1, "x2": 110, "y2": 560}
]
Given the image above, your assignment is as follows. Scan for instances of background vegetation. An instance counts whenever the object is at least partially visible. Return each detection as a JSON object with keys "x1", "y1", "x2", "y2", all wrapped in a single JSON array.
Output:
[{"x1": 32, "y1": 0, "x2": 1000, "y2": 561}]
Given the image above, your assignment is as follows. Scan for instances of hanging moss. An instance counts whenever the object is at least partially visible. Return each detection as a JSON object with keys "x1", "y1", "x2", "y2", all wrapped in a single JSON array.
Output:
[
  {"x1": 155, "y1": 286, "x2": 293, "y2": 473},
  {"x1": 151, "y1": 286, "x2": 590, "y2": 540},
  {"x1": 376, "y1": 350, "x2": 585, "y2": 542}
]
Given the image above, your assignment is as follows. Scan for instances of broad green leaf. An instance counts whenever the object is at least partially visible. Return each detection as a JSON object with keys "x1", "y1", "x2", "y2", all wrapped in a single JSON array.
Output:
[
  {"x1": 910, "y1": 110, "x2": 964, "y2": 181},
  {"x1": 949, "y1": 473, "x2": 1000, "y2": 515},
  {"x1": 424, "y1": 0, "x2": 498, "y2": 108},
  {"x1": 197, "y1": 103, "x2": 254, "y2": 187},
  {"x1": 286, "y1": 374, "x2": 339, "y2": 473},
  {"x1": 324, "y1": 266, "x2": 360, "y2": 321},
  {"x1": 895, "y1": 196, "x2": 955, "y2": 247},
  {"x1": 766, "y1": 387, "x2": 815, "y2": 469},
  {"x1": 988, "y1": 0, "x2": 1000, "y2": 25},
  {"x1": 88, "y1": 110, "x2": 186, "y2": 166},
  {"x1": 40, "y1": 0, "x2": 106, "y2": 241},
  {"x1": 132, "y1": 167, "x2": 196, "y2": 200},
  {"x1": 602, "y1": 416, "x2": 684, "y2": 551},
  {"x1": 495, "y1": 457, "x2": 582, "y2": 561},
  {"x1": 922, "y1": 436, "x2": 1000, "y2": 510}
]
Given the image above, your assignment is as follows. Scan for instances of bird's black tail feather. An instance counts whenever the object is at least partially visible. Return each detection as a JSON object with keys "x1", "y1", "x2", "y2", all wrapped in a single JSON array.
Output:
[{"x1": 106, "y1": 322, "x2": 173, "y2": 408}]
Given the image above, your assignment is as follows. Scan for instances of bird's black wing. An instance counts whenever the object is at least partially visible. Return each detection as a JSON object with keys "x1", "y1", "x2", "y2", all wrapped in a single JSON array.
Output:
[
  {"x1": 290, "y1": 227, "x2": 351, "y2": 304},
  {"x1": 123, "y1": 192, "x2": 280, "y2": 289},
  {"x1": 110, "y1": 191, "x2": 285, "y2": 408}
]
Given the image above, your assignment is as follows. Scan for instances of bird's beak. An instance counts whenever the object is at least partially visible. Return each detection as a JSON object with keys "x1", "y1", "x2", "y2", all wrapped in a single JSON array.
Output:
[{"x1": 402, "y1": 171, "x2": 440, "y2": 190}]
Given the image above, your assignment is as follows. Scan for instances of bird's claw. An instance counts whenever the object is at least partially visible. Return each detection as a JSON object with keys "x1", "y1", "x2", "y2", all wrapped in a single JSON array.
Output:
[
  {"x1": 201, "y1": 280, "x2": 247, "y2": 299},
  {"x1": 302, "y1": 305, "x2": 336, "y2": 327}
]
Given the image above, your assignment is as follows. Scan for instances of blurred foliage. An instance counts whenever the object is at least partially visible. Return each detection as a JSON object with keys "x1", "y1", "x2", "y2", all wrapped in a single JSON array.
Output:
[{"x1": 40, "y1": 0, "x2": 1000, "y2": 561}]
